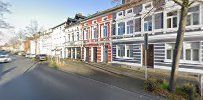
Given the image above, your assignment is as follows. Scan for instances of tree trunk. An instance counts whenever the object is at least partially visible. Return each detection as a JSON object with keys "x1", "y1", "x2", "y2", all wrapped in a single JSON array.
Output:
[{"x1": 169, "y1": 5, "x2": 189, "y2": 92}]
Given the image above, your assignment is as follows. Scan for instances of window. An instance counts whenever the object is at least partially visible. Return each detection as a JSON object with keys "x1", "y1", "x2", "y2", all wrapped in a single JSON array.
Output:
[
  {"x1": 117, "y1": 45, "x2": 125, "y2": 57},
  {"x1": 126, "y1": 45, "x2": 133, "y2": 58},
  {"x1": 77, "y1": 32, "x2": 79, "y2": 41},
  {"x1": 144, "y1": 2, "x2": 152, "y2": 11},
  {"x1": 103, "y1": 17, "x2": 108, "y2": 21},
  {"x1": 127, "y1": 20, "x2": 134, "y2": 34},
  {"x1": 187, "y1": 5, "x2": 200, "y2": 26},
  {"x1": 118, "y1": 11, "x2": 123, "y2": 17},
  {"x1": 144, "y1": 16, "x2": 152, "y2": 31},
  {"x1": 167, "y1": 49, "x2": 172, "y2": 59},
  {"x1": 185, "y1": 42, "x2": 200, "y2": 61},
  {"x1": 126, "y1": 8, "x2": 133, "y2": 15},
  {"x1": 186, "y1": 49, "x2": 191, "y2": 60},
  {"x1": 68, "y1": 34, "x2": 70, "y2": 42},
  {"x1": 103, "y1": 25, "x2": 108, "y2": 38},
  {"x1": 155, "y1": 12, "x2": 163, "y2": 29},
  {"x1": 166, "y1": 43, "x2": 183, "y2": 60},
  {"x1": 84, "y1": 30, "x2": 88, "y2": 40},
  {"x1": 193, "y1": 49, "x2": 199, "y2": 61},
  {"x1": 93, "y1": 20, "x2": 97, "y2": 24},
  {"x1": 93, "y1": 27, "x2": 98, "y2": 39},
  {"x1": 72, "y1": 33, "x2": 74, "y2": 41},
  {"x1": 135, "y1": 18, "x2": 141, "y2": 32},
  {"x1": 118, "y1": 22, "x2": 125, "y2": 35},
  {"x1": 166, "y1": 44, "x2": 174, "y2": 60},
  {"x1": 167, "y1": 11, "x2": 178, "y2": 28}
]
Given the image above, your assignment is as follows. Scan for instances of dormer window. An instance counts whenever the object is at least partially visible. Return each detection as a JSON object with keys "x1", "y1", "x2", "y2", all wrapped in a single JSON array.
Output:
[
  {"x1": 117, "y1": 11, "x2": 123, "y2": 17},
  {"x1": 143, "y1": 2, "x2": 152, "y2": 11},
  {"x1": 126, "y1": 8, "x2": 133, "y2": 15},
  {"x1": 93, "y1": 20, "x2": 97, "y2": 24},
  {"x1": 103, "y1": 17, "x2": 108, "y2": 21},
  {"x1": 127, "y1": 9, "x2": 132, "y2": 13},
  {"x1": 84, "y1": 23, "x2": 88, "y2": 26}
]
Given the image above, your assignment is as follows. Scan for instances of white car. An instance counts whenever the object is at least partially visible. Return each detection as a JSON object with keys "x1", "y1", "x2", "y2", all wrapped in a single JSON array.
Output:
[
  {"x1": 25, "y1": 54, "x2": 36, "y2": 58},
  {"x1": 0, "y1": 55, "x2": 12, "y2": 63}
]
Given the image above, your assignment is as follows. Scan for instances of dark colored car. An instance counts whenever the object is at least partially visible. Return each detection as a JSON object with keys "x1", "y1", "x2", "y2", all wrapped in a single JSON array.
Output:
[{"x1": 35, "y1": 54, "x2": 47, "y2": 61}]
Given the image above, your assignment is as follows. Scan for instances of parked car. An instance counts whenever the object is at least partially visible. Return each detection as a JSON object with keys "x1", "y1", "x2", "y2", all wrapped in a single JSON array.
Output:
[
  {"x1": 25, "y1": 54, "x2": 31, "y2": 58},
  {"x1": 25, "y1": 54, "x2": 36, "y2": 58},
  {"x1": 35, "y1": 54, "x2": 47, "y2": 61},
  {"x1": 0, "y1": 55, "x2": 12, "y2": 63},
  {"x1": 18, "y1": 51, "x2": 25, "y2": 56}
]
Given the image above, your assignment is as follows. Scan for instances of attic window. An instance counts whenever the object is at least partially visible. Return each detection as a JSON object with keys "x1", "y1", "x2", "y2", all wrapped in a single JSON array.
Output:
[
  {"x1": 127, "y1": 9, "x2": 133, "y2": 14},
  {"x1": 93, "y1": 20, "x2": 97, "y2": 24},
  {"x1": 144, "y1": 2, "x2": 152, "y2": 11},
  {"x1": 118, "y1": 11, "x2": 123, "y2": 16},
  {"x1": 103, "y1": 17, "x2": 108, "y2": 21}
]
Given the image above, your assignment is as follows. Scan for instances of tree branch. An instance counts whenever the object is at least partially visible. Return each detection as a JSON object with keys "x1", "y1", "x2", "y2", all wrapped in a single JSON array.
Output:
[
  {"x1": 188, "y1": 0, "x2": 198, "y2": 7},
  {"x1": 173, "y1": 0, "x2": 182, "y2": 6}
]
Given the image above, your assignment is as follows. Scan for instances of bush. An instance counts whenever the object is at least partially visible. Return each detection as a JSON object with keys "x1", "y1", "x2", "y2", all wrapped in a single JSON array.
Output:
[
  {"x1": 144, "y1": 79, "x2": 159, "y2": 92},
  {"x1": 180, "y1": 83, "x2": 200, "y2": 100},
  {"x1": 144, "y1": 78, "x2": 200, "y2": 99}
]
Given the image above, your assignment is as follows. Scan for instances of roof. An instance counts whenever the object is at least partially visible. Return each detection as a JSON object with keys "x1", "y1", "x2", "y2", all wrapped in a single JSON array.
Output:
[{"x1": 81, "y1": 0, "x2": 145, "y2": 22}]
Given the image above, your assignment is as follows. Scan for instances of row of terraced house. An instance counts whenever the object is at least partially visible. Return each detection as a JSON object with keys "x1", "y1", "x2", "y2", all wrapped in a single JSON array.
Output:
[{"x1": 27, "y1": 0, "x2": 203, "y2": 74}]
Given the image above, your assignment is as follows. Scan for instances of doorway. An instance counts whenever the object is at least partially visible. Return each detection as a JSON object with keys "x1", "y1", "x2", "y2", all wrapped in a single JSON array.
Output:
[
  {"x1": 142, "y1": 44, "x2": 154, "y2": 68},
  {"x1": 85, "y1": 47, "x2": 89, "y2": 62},
  {"x1": 103, "y1": 46, "x2": 108, "y2": 63},
  {"x1": 93, "y1": 47, "x2": 97, "y2": 62}
]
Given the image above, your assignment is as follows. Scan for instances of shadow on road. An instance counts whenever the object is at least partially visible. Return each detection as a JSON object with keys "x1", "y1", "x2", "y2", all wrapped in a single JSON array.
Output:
[{"x1": 0, "y1": 67, "x2": 17, "y2": 80}]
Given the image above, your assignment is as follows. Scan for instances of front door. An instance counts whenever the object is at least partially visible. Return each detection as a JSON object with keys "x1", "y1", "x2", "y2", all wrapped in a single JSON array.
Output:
[
  {"x1": 142, "y1": 44, "x2": 154, "y2": 68},
  {"x1": 103, "y1": 46, "x2": 108, "y2": 63},
  {"x1": 85, "y1": 47, "x2": 89, "y2": 62},
  {"x1": 93, "y1": 47, "x2": 97, "y2": 62}
]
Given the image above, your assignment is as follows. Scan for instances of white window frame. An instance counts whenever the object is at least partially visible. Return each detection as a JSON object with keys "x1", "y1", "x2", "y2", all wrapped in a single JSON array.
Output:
[
  {"x1": 126, "y1": 8, "x2": 133, "y2": 16},
  {"x1": 117, "y1": 11, "x2": 124, "y2": 18},
  {"x1": 116, "y1": 45, "x2": 125, "y2": 58},
  {"x1": 103, "y1": 24, "x2": 108, "y2": 38},
  {"x1": 143, "y1": 2, "x2": 153, "y2": 12},
  {"x1": 117, "y1": 22, "x2": 125, "y2": 35},
  {"x1": 134, "y1": 17, "x2": 142, "y2": 34},
  {"x1": 126, "y1": 20, "x2": 134, "y2": 34},
  {"x1": 92, "y1": 26, "x2": 98, "y2": 39},
  {"x1": 144, "y1": 16, "x2": 153, "y2": 32},
  {"x1": 166, "y1": 10, "x2": 178, "y2": 29},
  {"x1": 102, "y1": 16, "x2": 108, "y2": 21},
  {"x1": 126, "y1": 45, "x2": 134, "y2": 58},
  {"x1": 186, "y1": 4, "x2": 200, "y2": 28},
  {"x1": 116, "y1": 44, "x2": 134, "y2": 59},
  {"x1": 165, "y1": 42, "x2": 201, "y2": 64}
]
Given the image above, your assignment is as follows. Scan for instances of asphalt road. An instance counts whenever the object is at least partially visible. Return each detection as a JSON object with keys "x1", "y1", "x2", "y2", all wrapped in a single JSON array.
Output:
[{"x1": 0, "y1": 56, "x2": 159, "y2": 100}]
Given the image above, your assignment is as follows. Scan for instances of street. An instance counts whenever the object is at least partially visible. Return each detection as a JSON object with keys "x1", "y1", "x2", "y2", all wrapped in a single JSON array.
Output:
[{"x1": 0, "y1": 55, "x2": 159, "y2": 100}]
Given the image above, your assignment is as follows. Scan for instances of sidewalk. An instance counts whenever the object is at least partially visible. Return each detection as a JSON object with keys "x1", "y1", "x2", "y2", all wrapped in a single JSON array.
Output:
[
  {"x1": 54, "y1": 59, "x2": 163, "y2": 99},
  {"x1": 53, "y1": 59, "x2": 199, "y2": 99},
  {"x1": 86, "y1": 62, "x2": 198, "y2": 86}
]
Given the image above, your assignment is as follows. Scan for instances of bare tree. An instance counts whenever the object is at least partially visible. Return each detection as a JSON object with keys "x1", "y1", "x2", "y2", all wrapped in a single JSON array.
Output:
[
  {"x1": 25, "y1": 20, "x2": 44, "y2": 37},
  {"x1": 0, "y1": 0, "x2": 11, "y2": 29}
]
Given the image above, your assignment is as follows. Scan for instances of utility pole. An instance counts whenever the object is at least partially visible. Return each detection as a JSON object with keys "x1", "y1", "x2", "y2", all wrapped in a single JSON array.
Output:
[{"x1": 144, "y1": 33, "x2": 148, "y2": 80}]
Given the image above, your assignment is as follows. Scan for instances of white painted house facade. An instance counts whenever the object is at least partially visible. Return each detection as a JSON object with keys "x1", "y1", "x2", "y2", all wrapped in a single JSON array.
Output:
[
  {"x1": 111, "y1": 0, "x2": 203, "y2": 73},
  {"x1": 51, "y1": 23, "x2": 66, "y2": 58}
]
